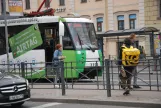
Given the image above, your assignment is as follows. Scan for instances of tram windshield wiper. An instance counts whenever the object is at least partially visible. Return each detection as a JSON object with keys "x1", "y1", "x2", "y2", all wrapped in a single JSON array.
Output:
[
  {"x1": 77, "y1": 33, "x2": 83, "y2": 50},
  {"x1": 87, "y1": 31, "x2": 95, "y2": 52}
]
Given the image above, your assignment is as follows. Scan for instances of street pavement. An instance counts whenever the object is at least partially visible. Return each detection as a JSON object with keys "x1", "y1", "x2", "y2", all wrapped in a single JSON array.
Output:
[
  {"x1": 30, "y1": 88, "x2": 161, "y2": 108},
  {"x1": 0, "y1": 101, "x2": 147, "y2": 108}
]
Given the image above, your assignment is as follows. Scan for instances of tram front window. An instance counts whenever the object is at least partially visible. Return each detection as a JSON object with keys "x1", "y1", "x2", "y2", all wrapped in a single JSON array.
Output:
[{"x1": 67, "y1": 23, "x2": 98, "y2": 50}]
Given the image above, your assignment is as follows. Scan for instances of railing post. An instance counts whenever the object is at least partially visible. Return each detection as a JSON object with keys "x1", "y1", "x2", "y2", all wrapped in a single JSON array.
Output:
[
  {"x1": 159, "y1": 57, "x2": 161, "y2": 79},
  {"x1": 60, "y1": 61, "x2": 65, "y2": 96},
  {"x1": 21, "y1": 62, "x2": 25, "y2": 78},
  {"x1": 105, "y1": 59, "x2": 111, "y2": 97}
]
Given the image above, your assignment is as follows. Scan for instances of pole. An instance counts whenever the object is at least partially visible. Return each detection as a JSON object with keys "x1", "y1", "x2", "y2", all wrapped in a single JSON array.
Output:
[
  {"x1": 37, "y1": 0, "x2": 47, "y2": 12},
  {"x1": 105, "y1": 59, "x2": 111, "y2": 97},
  {"x1": 21, "y1": 62, "x2": 25, "y2": 78},
  {"x1": 3, "y1": 0, "x2": 10, "y2": 72},
  {"x1": 60, "y1": 61, "x2": 65, "y2": 96}
]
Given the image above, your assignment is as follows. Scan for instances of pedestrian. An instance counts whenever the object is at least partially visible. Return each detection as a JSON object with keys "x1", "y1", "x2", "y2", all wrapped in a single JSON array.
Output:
[
  {"x1": 138, "y1": 46, "x2": 146, "y2": 66},
  {"x1": 119, "y1": 38, "x2": 140, "y2": 95},
  {"x1": 142, "y1": 46, "x2": 146, "y2": 59},
  {"x1": 129, "y1": 33, "x2": 141, "y2": 88},
  {"x1": 53, "y1": 44, "x2": 66, "y2": 85},
  {"x1": 50, "y1": 33, "x2": 56, "y2": 52},
  {"x1": 46, "y1": 41, "x2": 53, "y2": 74}
]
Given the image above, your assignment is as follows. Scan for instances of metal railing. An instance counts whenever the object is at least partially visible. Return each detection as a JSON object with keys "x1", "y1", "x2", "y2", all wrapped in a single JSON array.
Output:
[
  {"x1": 0, "y1": 59, "x2": 160, "y2": 97},
  {"x1": 109, "y1": 59, "x2": 161, "y2": 91}
]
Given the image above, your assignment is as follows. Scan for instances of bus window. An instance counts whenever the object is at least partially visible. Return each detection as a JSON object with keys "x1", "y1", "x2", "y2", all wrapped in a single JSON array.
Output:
[
  {"x1": 63, "y1": 26, "x2": 74, "y2": 50},
  {"x1": 67, "y1": 23, "x2": 98, "y2": 50}
]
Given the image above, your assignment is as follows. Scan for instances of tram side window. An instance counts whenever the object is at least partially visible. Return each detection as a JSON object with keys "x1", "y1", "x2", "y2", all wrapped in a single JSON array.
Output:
[{"x1": 63, "y1": 27, "x2": 74, "y2": 50}]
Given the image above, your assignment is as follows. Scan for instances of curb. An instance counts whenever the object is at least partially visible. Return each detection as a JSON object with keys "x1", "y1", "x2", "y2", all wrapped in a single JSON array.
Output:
[{"x1": 30, "y1": 98, "x2": 161, "y2": 108}]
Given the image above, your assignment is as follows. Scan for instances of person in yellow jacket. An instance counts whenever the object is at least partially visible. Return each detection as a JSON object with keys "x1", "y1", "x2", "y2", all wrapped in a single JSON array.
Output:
[
  {"x1": 121, "y1": 33, "x2": 141, "y2": 89},
  {"x1": 118, "y1": 38, "x2": 136, "y2": 91}
]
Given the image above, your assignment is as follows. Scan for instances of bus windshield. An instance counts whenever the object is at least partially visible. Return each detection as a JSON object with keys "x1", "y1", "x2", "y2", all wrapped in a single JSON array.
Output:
[{"x1": 67, "y1": 23, "x2": 98, "y2": 50}]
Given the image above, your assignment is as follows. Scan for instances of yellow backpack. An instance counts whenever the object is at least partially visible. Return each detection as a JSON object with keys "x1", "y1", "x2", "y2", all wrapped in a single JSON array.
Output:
[{"x1": 122, "y1": 46, "x2": 140, "y2": 66}]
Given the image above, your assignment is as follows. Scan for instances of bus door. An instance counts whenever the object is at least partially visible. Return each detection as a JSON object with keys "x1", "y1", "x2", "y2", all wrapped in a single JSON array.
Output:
[{"x1": 44, "y1": 28, "x2": 59, "y2": 63}]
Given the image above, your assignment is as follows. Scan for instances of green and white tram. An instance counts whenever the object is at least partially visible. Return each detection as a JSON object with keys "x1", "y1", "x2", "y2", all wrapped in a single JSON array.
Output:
[{"x1": 0, "y1": 16, "x2": 102, "y2": 79}]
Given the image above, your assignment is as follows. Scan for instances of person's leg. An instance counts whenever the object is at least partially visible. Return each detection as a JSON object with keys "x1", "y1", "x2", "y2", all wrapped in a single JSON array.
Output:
[
  {"x1": 124, "y1": 67, "x2": 133, "y2": 89},
  {"x1": 123, "y1": 67, "x2": 131, "y2": 88},
  {"x1": 119, "y1": 66, "x2": 127, "y2": 89},
  {"x1": 133, "y1": 67, "x2": 141, "y2": 88},
  {"x1": 54, "y1": 66, "x2": 59, "y2": 87},
  {"x1": 119, "y1": 74, "x2": 126, "y2": 89},
  {"x1": 133, "y1": 67, "x2": 137, "y2": 85},
  {"x1": 127, "y1": 76, "x2": 132, "y2": 89},
  {"x1": 123, "y1": 75, "x2": 131, "y2": 95}
]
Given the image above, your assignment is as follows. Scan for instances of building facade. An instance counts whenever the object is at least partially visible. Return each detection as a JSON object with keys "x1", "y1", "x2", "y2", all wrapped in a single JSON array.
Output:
[
  {"x1": 104, "y1": 0, "x2": 147, "y2": 58},
  {"x1": 0, "y1": 0, "x2": 108, "y2": 33},
  {"x1": 144, "y1": 0, "x2": 161, "y2": 29},
  {"x1": 144, "y1": 0, "x2": 161, "y2": 56}
]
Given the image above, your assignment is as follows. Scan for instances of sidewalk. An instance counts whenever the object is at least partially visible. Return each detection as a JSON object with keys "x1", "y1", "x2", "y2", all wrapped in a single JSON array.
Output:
[{"x1": 30, "y1": 88, "x2": 161, "y2": 107}]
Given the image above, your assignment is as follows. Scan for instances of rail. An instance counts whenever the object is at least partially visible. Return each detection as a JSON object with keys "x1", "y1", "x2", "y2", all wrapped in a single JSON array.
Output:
[{"x1": 0, "y1": 59, "x2": 160, "y2": 97}]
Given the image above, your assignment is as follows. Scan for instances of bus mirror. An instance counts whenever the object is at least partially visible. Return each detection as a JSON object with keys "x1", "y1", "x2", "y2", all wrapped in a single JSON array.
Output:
[{"x1": 59, "y1": 21, "x2": 64, "y2": 36}]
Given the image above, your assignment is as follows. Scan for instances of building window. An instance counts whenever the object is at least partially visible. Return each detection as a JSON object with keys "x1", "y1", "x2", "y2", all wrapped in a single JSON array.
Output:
[
  {"x1": 45, "y1": 0, "x2": 50, "y2": 7},
  {"x1": 60, "y1": 0, "x2": 65, "y2": 6},
  {"x1": 25, "y1": 0, "x2": 30, "y2": 9},
  {"x1": 117, "y1": 15, "x2": 124, "y2": 30},
  {"x1": 81, "y1": 0, "x2": 87, "y2": 3},
  {"x1": 97, "y1": 17, "x2": 103, "y2": 32},
  {"x1": 129, "y1": 14, "x2": 136, "y2": 29}
]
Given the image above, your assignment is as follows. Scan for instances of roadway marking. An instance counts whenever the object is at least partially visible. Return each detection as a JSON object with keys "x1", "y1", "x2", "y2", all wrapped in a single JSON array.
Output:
[{"x1": 30, "y1": 102, "x2": 62, "y2": 108}]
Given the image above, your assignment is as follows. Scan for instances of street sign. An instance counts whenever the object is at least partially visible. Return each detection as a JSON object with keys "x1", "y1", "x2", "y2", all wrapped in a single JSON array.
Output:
[
  {"x1": 9, "y1": 24, "x2": 43, "y2": 58},
  {"x1": 8, "y1": 0, "x2": 23, "y2": 16}
]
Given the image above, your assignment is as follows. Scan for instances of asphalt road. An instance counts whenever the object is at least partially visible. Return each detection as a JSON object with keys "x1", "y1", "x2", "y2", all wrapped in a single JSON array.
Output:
[{"x1": 1, "y1": 101, "x2": 144, "y2": 108}]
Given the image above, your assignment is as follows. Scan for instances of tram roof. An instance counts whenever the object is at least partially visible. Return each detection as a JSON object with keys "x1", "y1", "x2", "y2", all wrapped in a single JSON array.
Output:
[
  {"x1": 0, "y1": 16, "x2": 93, "y2": 27},
  {"x1": 97, "y1": 27, "x2": 160, "y2": 38}
]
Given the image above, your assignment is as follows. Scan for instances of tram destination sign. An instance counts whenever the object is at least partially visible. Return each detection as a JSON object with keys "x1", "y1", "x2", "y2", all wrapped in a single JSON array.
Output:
[{"x1": 9, "y1": 24, "x2": 42, "y2": 58}]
